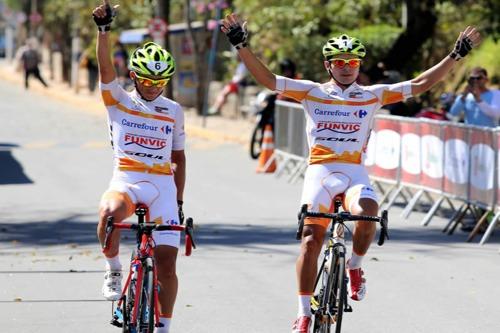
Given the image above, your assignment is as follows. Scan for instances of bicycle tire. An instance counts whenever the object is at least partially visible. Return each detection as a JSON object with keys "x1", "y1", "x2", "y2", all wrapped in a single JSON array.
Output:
[
  {"x1": 330, "y1": 249, "x2": 346, "y2": 333},
  {"x1": 249, "y1": 124, "x2": 263, "y2": 159},
  {"x1": 313, "y1": 247, "x2": 336, "y2": 333},
  {"x1": 137, "y1": 257, "x2": 155, "y2": 333},
  {"x1": 123, "y1": 252, "x2": 139, "y2": 333}
]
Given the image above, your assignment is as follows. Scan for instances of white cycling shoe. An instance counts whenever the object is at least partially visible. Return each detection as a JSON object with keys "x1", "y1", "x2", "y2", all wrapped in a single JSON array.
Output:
[{"x1": 102, "y1": 270, "x2": 122, "y2": 301}]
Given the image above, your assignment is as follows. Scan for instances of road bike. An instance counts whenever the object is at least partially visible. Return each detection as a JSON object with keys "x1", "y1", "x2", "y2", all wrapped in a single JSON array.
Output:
[
  {"x1": 296, "y1": 199, "x2": 389, "y2": 333},
  {"x1": 103, "y1": 204, "x2": 196, "y2": 333}
]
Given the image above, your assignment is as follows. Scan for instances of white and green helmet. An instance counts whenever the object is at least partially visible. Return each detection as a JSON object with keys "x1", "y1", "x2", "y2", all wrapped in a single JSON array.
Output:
[
  {"x1": 322, "y1": 34, "x2": 366, "y2": 60},
  {"x1": 129, "y1": 42, "x2": 176, "y2": 78}
]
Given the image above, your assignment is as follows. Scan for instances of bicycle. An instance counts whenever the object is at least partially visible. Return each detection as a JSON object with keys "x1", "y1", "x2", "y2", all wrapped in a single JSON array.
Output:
[
  {"x1": 296, "y1": 198, "x2": 389, "y2": 333},
  {"x1": 249, "y1": 90, "x2": 276, "y2": 159},
  {"x1": 103, "y1": 204, "x2": 196, "y2": 333}
]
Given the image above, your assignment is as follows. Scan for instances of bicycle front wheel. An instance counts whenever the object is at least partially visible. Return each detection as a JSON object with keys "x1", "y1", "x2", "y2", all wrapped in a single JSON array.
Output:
[
  {"x1": 137, "y1": 257, "x2": 155, "y2": 333},
  {"x1": 313, "y1": 248, "x2": 335, "y2": 333},
  {"x1": 330, "y1": 249, "x2": 346, "y2": 333}
]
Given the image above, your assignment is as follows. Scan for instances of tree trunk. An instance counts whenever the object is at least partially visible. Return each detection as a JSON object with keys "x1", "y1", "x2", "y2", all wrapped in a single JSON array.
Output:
[
  {"x1": 185, "y1": 0, "x2": 208, "y2": 115},
  {"x1": 157, "y1": 0, "x2": 174, "y2": 99},
  {"x1": 367, "y1": 0, "x2": 437, "y2": 81}
]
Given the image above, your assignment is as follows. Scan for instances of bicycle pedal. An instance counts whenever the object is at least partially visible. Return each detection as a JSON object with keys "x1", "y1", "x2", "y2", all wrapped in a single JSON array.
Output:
[{"x1": 344, "y1": 304, "x2": 353, "y2": 312}]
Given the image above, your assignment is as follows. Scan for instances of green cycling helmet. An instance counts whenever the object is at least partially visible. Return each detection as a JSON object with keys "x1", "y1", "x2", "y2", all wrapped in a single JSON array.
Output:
[
  {"x1": 322, "y1": 34, "x2": 366, "y2": 60},
  {"x1": 129, "y1": 42, "x2": 176, "y2": 78}
]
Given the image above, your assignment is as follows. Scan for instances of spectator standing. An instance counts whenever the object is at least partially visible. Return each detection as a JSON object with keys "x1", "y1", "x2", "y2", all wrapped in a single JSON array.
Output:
[
  {"x1": 449, "y1": 67, "x2": 500, "y2": 127},
  {"x1": 18, "y1": 38, "x2": 48, "y2": 89}
]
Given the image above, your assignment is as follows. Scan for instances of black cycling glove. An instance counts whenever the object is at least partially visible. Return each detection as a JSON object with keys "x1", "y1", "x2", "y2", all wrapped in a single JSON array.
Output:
[
  {"x1": 449, "y1": 35, "x2": 474, "y2": 61},
  {"x1": 177, "y1": 200, "x2": 185, "y2": 225},
  {"x1": 224, "y1": 22, "x2": 248, "y2": 50},
  {"x1": 93, "y1": 5, "x2": 116, "y2": 32}
]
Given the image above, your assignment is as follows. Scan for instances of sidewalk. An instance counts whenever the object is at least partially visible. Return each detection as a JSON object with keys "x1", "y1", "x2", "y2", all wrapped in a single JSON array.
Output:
[{"x1": 0, "y1": 59, "x2": 254, "y2": 146}]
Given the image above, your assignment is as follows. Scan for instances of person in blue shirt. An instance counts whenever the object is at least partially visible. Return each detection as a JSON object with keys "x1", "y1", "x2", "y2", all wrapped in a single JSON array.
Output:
[{"x1": 449, "y1": 67, "x2": 500, "y2": 127}]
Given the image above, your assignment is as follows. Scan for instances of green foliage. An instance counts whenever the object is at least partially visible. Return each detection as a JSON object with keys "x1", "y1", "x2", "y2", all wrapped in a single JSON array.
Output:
[{"x1": 231, "y1": 0, "x2": 498, "y2": 90}]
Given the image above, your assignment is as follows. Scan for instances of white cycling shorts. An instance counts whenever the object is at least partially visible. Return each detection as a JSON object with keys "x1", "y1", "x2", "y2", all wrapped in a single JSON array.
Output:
[
  {"x1": 301, "y1": 163, "x2": 378, "y2": 228},
  {"x1": 101, "y1": 170, "x2": 180, "y2": 248}
]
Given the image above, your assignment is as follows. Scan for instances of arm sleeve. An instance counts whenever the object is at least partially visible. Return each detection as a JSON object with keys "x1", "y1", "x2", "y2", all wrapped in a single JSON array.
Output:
[
  {"x1": 274, "y1": 76, "x2": 319, "y2": 102},
  {"x1": 372, "y1": 81, "x2": 413, "y2": 106},
  {"x1": 448, "y1": 96, "x2": 465, "y2": 117},
  {"x1": 477, "y1": 91, "x2": 500, "y2": 119},
  {"x1": 172, "y1": 104, "x2": 186, "y2": 151},
  {"x1": 99, "y1": 79, "x2": 128, "y2": 106}
]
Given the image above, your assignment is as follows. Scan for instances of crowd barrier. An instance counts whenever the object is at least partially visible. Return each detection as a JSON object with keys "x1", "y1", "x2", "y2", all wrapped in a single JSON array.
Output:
[{"x1": 272, "y1": 101, "x2": 500, "y2": 244}]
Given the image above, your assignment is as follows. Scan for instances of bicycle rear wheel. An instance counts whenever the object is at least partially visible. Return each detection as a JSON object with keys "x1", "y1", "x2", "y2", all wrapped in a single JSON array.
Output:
[
  {"x1": 137, "y1": 257, "x2": 155, "y2": 333},
  {"x1": 250, "y1": 124, "x2": 263, "y2": 159}
]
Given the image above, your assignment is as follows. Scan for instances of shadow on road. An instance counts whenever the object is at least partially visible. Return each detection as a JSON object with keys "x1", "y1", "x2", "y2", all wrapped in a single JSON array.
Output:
[
  {"x1": 0, "y1": 216, "x2": 497, "y2": 249},
  {"x1": 0, "y1": 143, "x2": 33, "y2": 185}
]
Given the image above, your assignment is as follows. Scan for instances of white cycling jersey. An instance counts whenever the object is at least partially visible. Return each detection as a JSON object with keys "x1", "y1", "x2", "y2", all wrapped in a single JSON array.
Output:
[
  {"x1": 101, "y1": 80, "x2": 185, "y2": 175},
  {"x1": 100, "y1": 80, "x2": 185, "y2": 247},
  {"x1": 275, "y1": 76, "x2": 412, "y2": 165},
  {"x1": 275, "y1": 76, "x2": 413, "y2": 219}
]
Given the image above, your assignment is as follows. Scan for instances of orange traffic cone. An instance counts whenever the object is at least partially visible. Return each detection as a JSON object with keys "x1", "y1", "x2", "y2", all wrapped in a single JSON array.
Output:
[{"x1": 256, "y1": 124, "x2": 277, "y2": 173}]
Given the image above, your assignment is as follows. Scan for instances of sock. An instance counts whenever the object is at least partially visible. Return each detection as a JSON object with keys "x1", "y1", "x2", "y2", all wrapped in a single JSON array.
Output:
[
  {"x1": 105, "y1": 255, "x2": 122, "y2": 271},
  {"x1": 297, "y1": 294, "x2": 312, "y2": 317},
  {"x1": 348, "y1": 252, "x2": 364, "y2": 269},
  {"x1": 154, "y1": 317, "x2": 171, "y2": 333}
]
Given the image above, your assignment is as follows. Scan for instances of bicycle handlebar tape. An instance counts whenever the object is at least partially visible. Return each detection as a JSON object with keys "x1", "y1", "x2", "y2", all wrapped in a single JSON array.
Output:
[
  {"x1": 256, "y1": 124, "x2": 277, "y2": 173},
  {"x1": 185, "y1": 234, "x2": 192, "y2": 256}
]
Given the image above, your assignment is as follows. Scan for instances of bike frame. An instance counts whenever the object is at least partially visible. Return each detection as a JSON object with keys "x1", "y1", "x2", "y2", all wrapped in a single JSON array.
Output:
[
  {"x1": 105, "y1": 204, "x2": 195, "y2": 330},
  {"x1": 296, "y1": 199, "x2": 388, "y2": 332}
]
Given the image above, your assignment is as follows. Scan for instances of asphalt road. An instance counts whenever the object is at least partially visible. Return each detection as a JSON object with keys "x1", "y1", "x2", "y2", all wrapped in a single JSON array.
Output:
[{"x1": 1, "y1": 79, "x2": 500, "y2": 333}]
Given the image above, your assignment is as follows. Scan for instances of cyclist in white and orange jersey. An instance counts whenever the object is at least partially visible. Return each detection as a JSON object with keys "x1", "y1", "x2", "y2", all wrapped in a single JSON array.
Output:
[
  {"x1": 221, "y1": 13, "x2": 481, "y2": 333},
  {"x1": 93, "y1": 2, "x2": 185, "y2": 332}
]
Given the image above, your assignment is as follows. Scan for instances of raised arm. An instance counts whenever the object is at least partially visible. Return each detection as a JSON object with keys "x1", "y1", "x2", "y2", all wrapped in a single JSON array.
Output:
[
  {"x1": 221, "y1": 13, "x2": 276, "y2": 91},
  {"x1": 92, "y1": 0, "x2": 119, "y2": 84},
  {"x1": 410, "y1": 26, "x2": 481, "y2": 96}
]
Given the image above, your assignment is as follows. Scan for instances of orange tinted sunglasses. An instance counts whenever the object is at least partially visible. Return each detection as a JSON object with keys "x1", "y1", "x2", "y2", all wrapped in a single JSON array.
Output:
[
  {"x1": 135, "y1": 73, "x2": 170, "y2": 87},
  {"x1": 331, "y1": 58, "x2": 362, "y2": 69}
]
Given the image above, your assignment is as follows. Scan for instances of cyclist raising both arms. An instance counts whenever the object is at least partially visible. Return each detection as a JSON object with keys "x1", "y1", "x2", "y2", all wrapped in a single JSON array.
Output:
[
  {"x1": 93, "y1": 1, "x2": 186, "y2": 332},
  {"x1": 220, "y1": 13, "x2": 481, "y2": 333}
]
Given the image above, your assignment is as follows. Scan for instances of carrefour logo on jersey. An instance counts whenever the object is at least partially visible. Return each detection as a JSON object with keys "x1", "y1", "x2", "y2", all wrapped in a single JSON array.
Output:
[
  {"x1": 314, "y1": 109, "x2": 350, "y2": 117},
  {"x1": 124, "y1": 133, "x2": 167, "y2": 150},
  {"x1": 161, "y1": 125, "x2": 172, "y2": 135},
  {"x1": 353, "y1": 110, "x2": 368, "y2": 118},
  {"x1": 317, "y1": 122, "x2": 361, "y2": 134},
  {"x1": 122, "y1": 119, "x2": 159, "y2": 132}
]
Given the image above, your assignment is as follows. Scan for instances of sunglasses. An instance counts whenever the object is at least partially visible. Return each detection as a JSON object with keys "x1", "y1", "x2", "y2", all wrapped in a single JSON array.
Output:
[
  {"x1": 468, "y1": 76, "x2": 484, "y2": 81},
  {"x1": 135, "y1": 73, "x2": 170, "y2": 87},
  {"x1": 330, "y1": 58, "x2": 362, "y2": 69}
]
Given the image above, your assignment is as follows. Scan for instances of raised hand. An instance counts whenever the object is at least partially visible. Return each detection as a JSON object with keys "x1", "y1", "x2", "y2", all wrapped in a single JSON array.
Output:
[
  {"x1": 449, "y1": 26, "x2": 481, "y2": 61},
  {"x1": 92, "y1": 0, "x2": 119, "y2": 32},
  {"x1": 221, "y1": 13, "x2": 249, "y2": 49}
]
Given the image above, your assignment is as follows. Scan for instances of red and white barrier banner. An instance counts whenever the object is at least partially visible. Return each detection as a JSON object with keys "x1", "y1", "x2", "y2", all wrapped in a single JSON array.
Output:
[
  {"x1": 420, "y1": 121, "x2": 443, "y2": 192},
  {"x1": 443, "y1": 124, "x2": 469, "y2": 201},
  {"x1": 400, "y1": 120, "x2": 421, "y2": 186},
  {"x1": 469, "y1": 128, "x2": 495, "y2": 208},
  {"x1": 371, "y1": 117, "x2": 401, "y2": 182}
]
